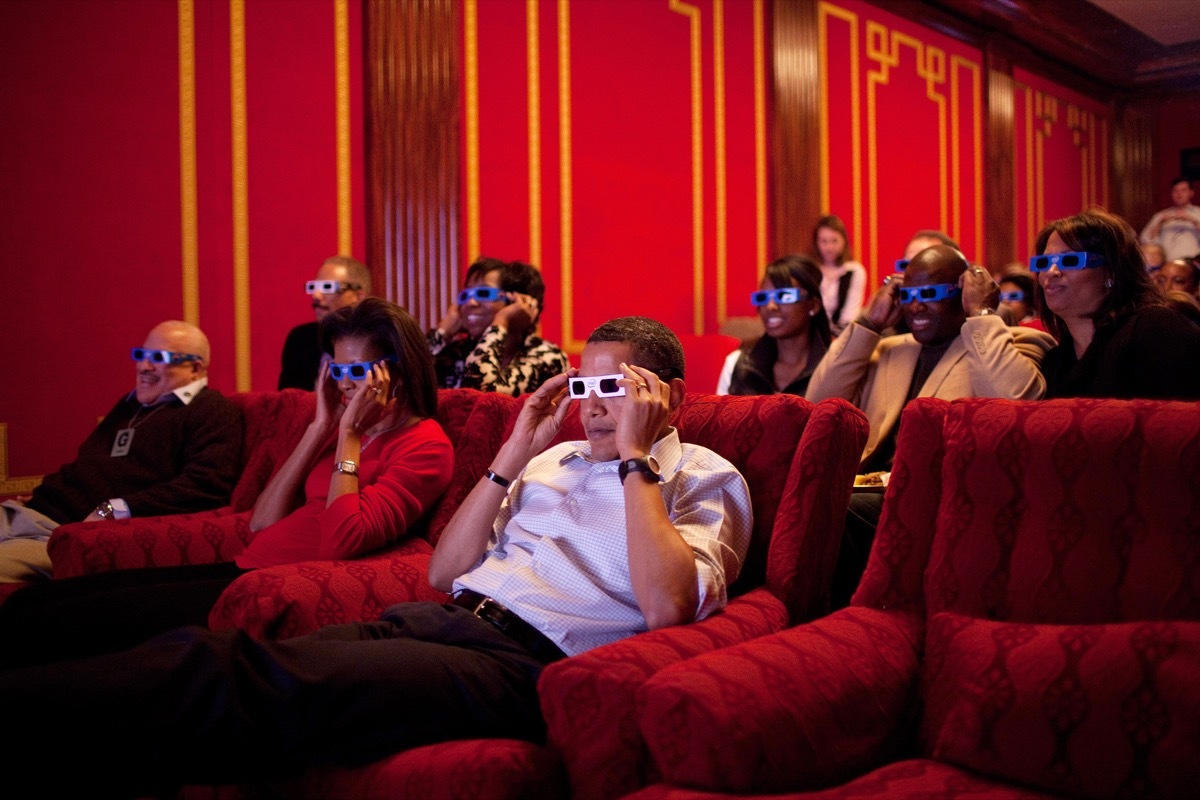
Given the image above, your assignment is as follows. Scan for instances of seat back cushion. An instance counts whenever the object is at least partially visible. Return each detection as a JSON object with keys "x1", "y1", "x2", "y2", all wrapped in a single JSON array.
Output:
[
  {"x1": 921, "y1": 611, "x2": 1200, "y2": 798},
  {"x1": 925, "y1": 398, "x2": 1200, "y2": 623},
  {"x1": 228, "y1": 390, "x2": 317, "y2": 512}
]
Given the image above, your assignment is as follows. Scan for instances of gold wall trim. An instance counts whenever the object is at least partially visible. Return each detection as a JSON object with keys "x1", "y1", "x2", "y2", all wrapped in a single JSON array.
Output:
[
  {"x1": 335, "y1": 0, "x2": 352, "y2": 254},
  {"x1": 818, "y1": 3, "x2": 861, "y2": 266},
  {"x1": 179, "y1": 0, "x2": 199, "y2": 325},
  {"x1": 752, "y1": 0, "x2": 766, "y2": 270},
  {"x1": 465, "y1": 0, "x2": 481, "y2": 261},
  {"x1": 0, "y1": 424, "x2": 42, "y2": 496},
  {"x1": 527, "y1": 0, "x2": 543, "y2": 267},
  {"x1": 714, "y1": 0, "x2": 727, "y2": 325},
  {"x1": 670, "y1": 0, "x2": 704, "y2": 336},
  {"x1": 949, "y1": 55, "x2": 983, "y2": 250},
  {"x1": 558, "y1": 0, "x2": 580, "y2": 351},
  {"x1": 231, "y1": 0, "x2": 251, "y2": 391}
]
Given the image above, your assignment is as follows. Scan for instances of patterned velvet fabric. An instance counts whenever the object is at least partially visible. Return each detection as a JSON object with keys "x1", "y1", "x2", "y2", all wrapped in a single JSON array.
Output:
[
  {"x1": 922, "y1": 613, "x2": 1200, "y2": 799},
  {"x1": 623, "y1": 759, "x2": 1059, "y2": 799},
  {"x1": 207, "y1": 390, "x2": 517, "y2": 638},
  {"x1": 48, "y1": 390, "x2": 317, "y2": 578},
  {"x1": 631, "y1": 397, "x2": 1200, "y2": 800}
]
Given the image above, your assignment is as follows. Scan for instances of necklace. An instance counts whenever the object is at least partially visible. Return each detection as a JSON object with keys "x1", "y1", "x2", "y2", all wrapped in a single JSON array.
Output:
[
  {"x1": 362, "y1": 413, "x2": 415, "y2": 452},
  {"x1": 111, "y1": 402, "x2": 169, "y2": 457}
]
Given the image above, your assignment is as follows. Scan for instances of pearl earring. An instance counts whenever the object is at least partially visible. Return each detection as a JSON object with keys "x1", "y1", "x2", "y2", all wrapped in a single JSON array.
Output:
[{"x1": 1105, "y1": 278, "x2": 1114, "y2": 289}]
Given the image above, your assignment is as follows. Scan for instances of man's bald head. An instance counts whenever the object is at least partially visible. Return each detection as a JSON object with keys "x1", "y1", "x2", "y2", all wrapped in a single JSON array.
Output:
[
  {"x1": 135, "y1": 321, "x2": 210, "y2": 404},
  {"x1": 900, "y1": 245, "x2": 968, "y2": 346}
]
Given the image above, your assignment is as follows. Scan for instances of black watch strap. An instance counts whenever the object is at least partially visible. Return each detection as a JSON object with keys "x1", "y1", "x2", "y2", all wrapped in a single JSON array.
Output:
[{"x1": 618, "y1": 456, "x2": 662, "y2": 484}]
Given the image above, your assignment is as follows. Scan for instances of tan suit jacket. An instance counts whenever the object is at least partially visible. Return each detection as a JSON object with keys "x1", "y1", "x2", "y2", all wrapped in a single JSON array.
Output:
[{"x1": 805, "y1": 315, "x2": 1057, "y2": 466}]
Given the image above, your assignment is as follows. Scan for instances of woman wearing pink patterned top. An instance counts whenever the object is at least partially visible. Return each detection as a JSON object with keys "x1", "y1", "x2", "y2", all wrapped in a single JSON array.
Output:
[{"x1": 0, "y1": 299, "x2": 454, "y2": 668}]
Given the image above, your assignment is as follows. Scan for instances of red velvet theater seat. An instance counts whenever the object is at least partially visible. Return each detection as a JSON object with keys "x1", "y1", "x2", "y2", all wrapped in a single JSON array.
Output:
[
  {"x1": 187, "y1": 392, "x2": 868, "y2": 800},
  {"x1": 625, "y1": 396, "x2": 1200, "y2": 800},
  {"x1": 47, "y1": 389, "x2": 317, "y2": 578},
  {"x1": 47, "y1": 389, "x2": 496, "y2": 583},
  {"x1": 207, "y1": 389, "x2": 517, "y2": 638}
]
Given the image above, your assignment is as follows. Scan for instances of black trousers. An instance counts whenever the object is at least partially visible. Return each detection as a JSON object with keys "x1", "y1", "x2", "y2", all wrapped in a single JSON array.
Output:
[
  {"x1": 0, "y1": 561, "x2": 248, "y2": 668},
  {"x1": 0, "y1": 602, "x2": 548, "y2": 797},
  {"x1": 830, "y1": 491, "x2": 884, "y2": 610}
]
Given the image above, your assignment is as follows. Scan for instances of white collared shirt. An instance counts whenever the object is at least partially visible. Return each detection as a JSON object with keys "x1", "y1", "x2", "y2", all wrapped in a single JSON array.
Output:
[
  {"x1": 126, "y1": 376, "x2": 209, "y2": 407},
  {"x1": 453, "y1": 428, "x2": 753, "y2": 656}
]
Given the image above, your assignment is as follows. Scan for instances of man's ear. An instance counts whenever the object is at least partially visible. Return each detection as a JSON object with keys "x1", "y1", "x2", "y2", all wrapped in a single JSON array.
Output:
[{"x1": 667, "y1": 377, "x2": 686, "y2": 411}]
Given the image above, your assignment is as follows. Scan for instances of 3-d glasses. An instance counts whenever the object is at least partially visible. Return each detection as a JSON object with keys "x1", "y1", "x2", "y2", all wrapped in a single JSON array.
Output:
[
  {"x1": 328, "y1": 356, "x2": 398, "y2": 381},
  {"x1": 898, "y1": 284, "x2": 962, "y2": 304},
  {"x1": 568, "y1": 374, "x2": 627, "y2": 400},
  {"x1": 1028, "y1": 251, "x2": 1106, "y2": 273},
  {"x1": 749, "y1": 288, "x2": 808, "y2": 306},
  {"x1": 999, "y1": 290, "x2": 1028, "y2": 303},
  {"x1": 306, "y1": 280, "x2": 361, "y2": 295},
  {"x1": 894, "y1": 259, "x2": 909, "y2": 272},
  {"x1": 131, "y1": 348, "x2": 202, "y2": 365},
  {"x1": 457, "y1": 286, "x2": 507, "y2": 305}
]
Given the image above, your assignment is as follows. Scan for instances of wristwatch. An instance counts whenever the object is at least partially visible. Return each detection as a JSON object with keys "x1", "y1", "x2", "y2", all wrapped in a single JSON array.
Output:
[
  {"x1": 333, "y1": 460, "x2": 360, "y2": 476},
  {"x1": 618, "y1": 455, "x2": 663, "y2": 484},
  {"x1": 975, "y1": 307, "x2": 996, "y2": 317}
]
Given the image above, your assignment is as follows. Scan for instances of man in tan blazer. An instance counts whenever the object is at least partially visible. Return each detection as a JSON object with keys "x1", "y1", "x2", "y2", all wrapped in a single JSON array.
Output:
[
  {"x1": 806, "y1": 244, "x2": 1056, "y2": 607},
  {"x1": 806, "y1": 244, "x2": 1055, "y2": 469}
]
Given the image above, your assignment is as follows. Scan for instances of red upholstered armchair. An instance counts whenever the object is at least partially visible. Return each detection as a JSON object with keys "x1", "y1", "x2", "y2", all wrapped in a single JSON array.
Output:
[
  {"x1": 48, "y1": 389, "x2": 317, "y2": 578},
  {"x1": 627, "y1": 397, "x2": 1200, "y2": 800},
  {"x1": 207, "y1": 389, "x2": 517, "y2": 638},
  {"x1": 198, "y1": 392, "x2": 868, "y2": 800}
]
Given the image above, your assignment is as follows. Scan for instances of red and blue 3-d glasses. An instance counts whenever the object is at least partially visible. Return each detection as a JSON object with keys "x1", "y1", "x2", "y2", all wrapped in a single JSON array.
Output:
[
  {"x1": 1000, "y1": 290, "x2": 1028, "y2": 302},
  {"x1": 306, "y1": 280, "x2": 360, "y2": 294},
  {"x1": 329, "y1": 356, "x2": 397, "y2": 381},
  {"x1": 568, "y1": 374, "x2": 627, "y2": 399},
  {"x1": 750, "y1": 288, "x2": 808, "y2": 306},
  {"x1": 898, "y1": 284, "x2": 962, "y2": 304},
  {"x1": 1028, "y1": 251, "x2": 1106, "y2": 273},
  {"x1": 131, "y1": 348, "x2": 202, "y2": 365},
  {"x1": 457, "y1": 286, "x2": 506, "y2": 305}
]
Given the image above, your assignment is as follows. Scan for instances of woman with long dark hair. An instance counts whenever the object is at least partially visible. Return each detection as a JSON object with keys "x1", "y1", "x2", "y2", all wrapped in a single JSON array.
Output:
[
  {"x1": 1033, "y1": 209, "x2": 1200, "y2": 399},
  {"x1": 717, "y1": 254, "x2": 833, "y2": 396}
]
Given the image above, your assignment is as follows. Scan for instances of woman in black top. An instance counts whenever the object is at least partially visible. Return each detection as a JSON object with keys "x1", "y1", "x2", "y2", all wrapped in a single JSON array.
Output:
[
  {"x1": 717, "y1": 254, "x2": 833, "y2": 396},
  {"x1": 1033, "y1": 209, "x2": 1200, "y2": 399}
]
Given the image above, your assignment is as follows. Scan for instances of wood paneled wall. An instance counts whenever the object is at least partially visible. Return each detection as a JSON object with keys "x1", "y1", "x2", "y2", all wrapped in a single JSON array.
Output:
[{"x1": 366, "y1": 0, "x2": 460, "y2": 329}]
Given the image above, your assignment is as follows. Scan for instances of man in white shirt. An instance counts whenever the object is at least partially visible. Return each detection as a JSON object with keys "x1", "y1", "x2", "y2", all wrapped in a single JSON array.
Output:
[
  {"x1": 0, "y1": 321, "x2": 242, "y2": 581},
  {"x1": 1141, "y1": 177, "x2": 1200, "y2": 261},
  {"x1": 1, "y1": 316, "x2": 753, "y2": 795}
]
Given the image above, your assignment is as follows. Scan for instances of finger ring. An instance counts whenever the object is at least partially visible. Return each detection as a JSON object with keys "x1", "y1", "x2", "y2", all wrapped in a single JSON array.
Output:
[
  {"x1": 372, "y1": 387, "x2": 382, "y2": 394},
  {"x1": 636, "y1": 382, "x2": 648, "y2": 390},
  {"x1": 973, "y1": 268, "x2": 983, "y2": 275},
  {"x1": 883, "y1": 276, "x2": 892, "y2": 285}
]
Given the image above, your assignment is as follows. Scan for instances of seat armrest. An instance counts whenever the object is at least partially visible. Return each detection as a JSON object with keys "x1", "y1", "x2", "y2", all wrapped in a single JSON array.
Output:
[
  {"x1": 636, "y1": 606, "x2": 923, "y2": 794},
  {"x1": 48, "y1": 508, "x2": 246, "y2": 578},
  {"x1": 207, "y1": 538, "x2": 446, "y2": 640},
  {"x1": 539, "y1": 587, "x2": 790, "y2": 800}
]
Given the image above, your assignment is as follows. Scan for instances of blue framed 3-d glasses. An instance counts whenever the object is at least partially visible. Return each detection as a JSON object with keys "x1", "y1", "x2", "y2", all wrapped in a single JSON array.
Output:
[
  {"x1": 1028, "y1": 251, "x2": 1106, "y2": 273},
  {"x1": 898, "y1": 284, "x2": 962, "y2": 304},
  {"x1": 329, "y1": 356, "x2": 398, "y2": 381},
  {"x1": 750, "y1": 288, "x2": 808, "y2": 306},
  {"x1": 131, "y1": 348, "x2": 202, "y2": 365},
  {"x1": 999, "y1": 290, "x2": 1028, "y2": 303},
  {"x1": 457, "y1": 286, "x2": 506, "y2": 305}
]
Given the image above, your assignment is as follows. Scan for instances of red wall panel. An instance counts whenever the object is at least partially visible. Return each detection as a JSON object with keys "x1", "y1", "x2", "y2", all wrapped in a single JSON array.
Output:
[
  {"x1": 0, "y1": 0, "x2": 364, "y2": 487},
  {"x1": 1012, "y1": 67, "x2": 1111, "y2": 264},
  {"x1": 464, "y1": 0, "x2": 767, "y2": 353},
  {"x1": 820, "y1": 0, "x2": 984, "y2": 282}
]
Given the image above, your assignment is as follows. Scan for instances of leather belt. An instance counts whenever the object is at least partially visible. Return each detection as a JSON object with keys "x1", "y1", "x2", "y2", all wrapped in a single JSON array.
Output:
[{"x1": 452, "y1": 589, "x2": 567, "y2": 664}]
